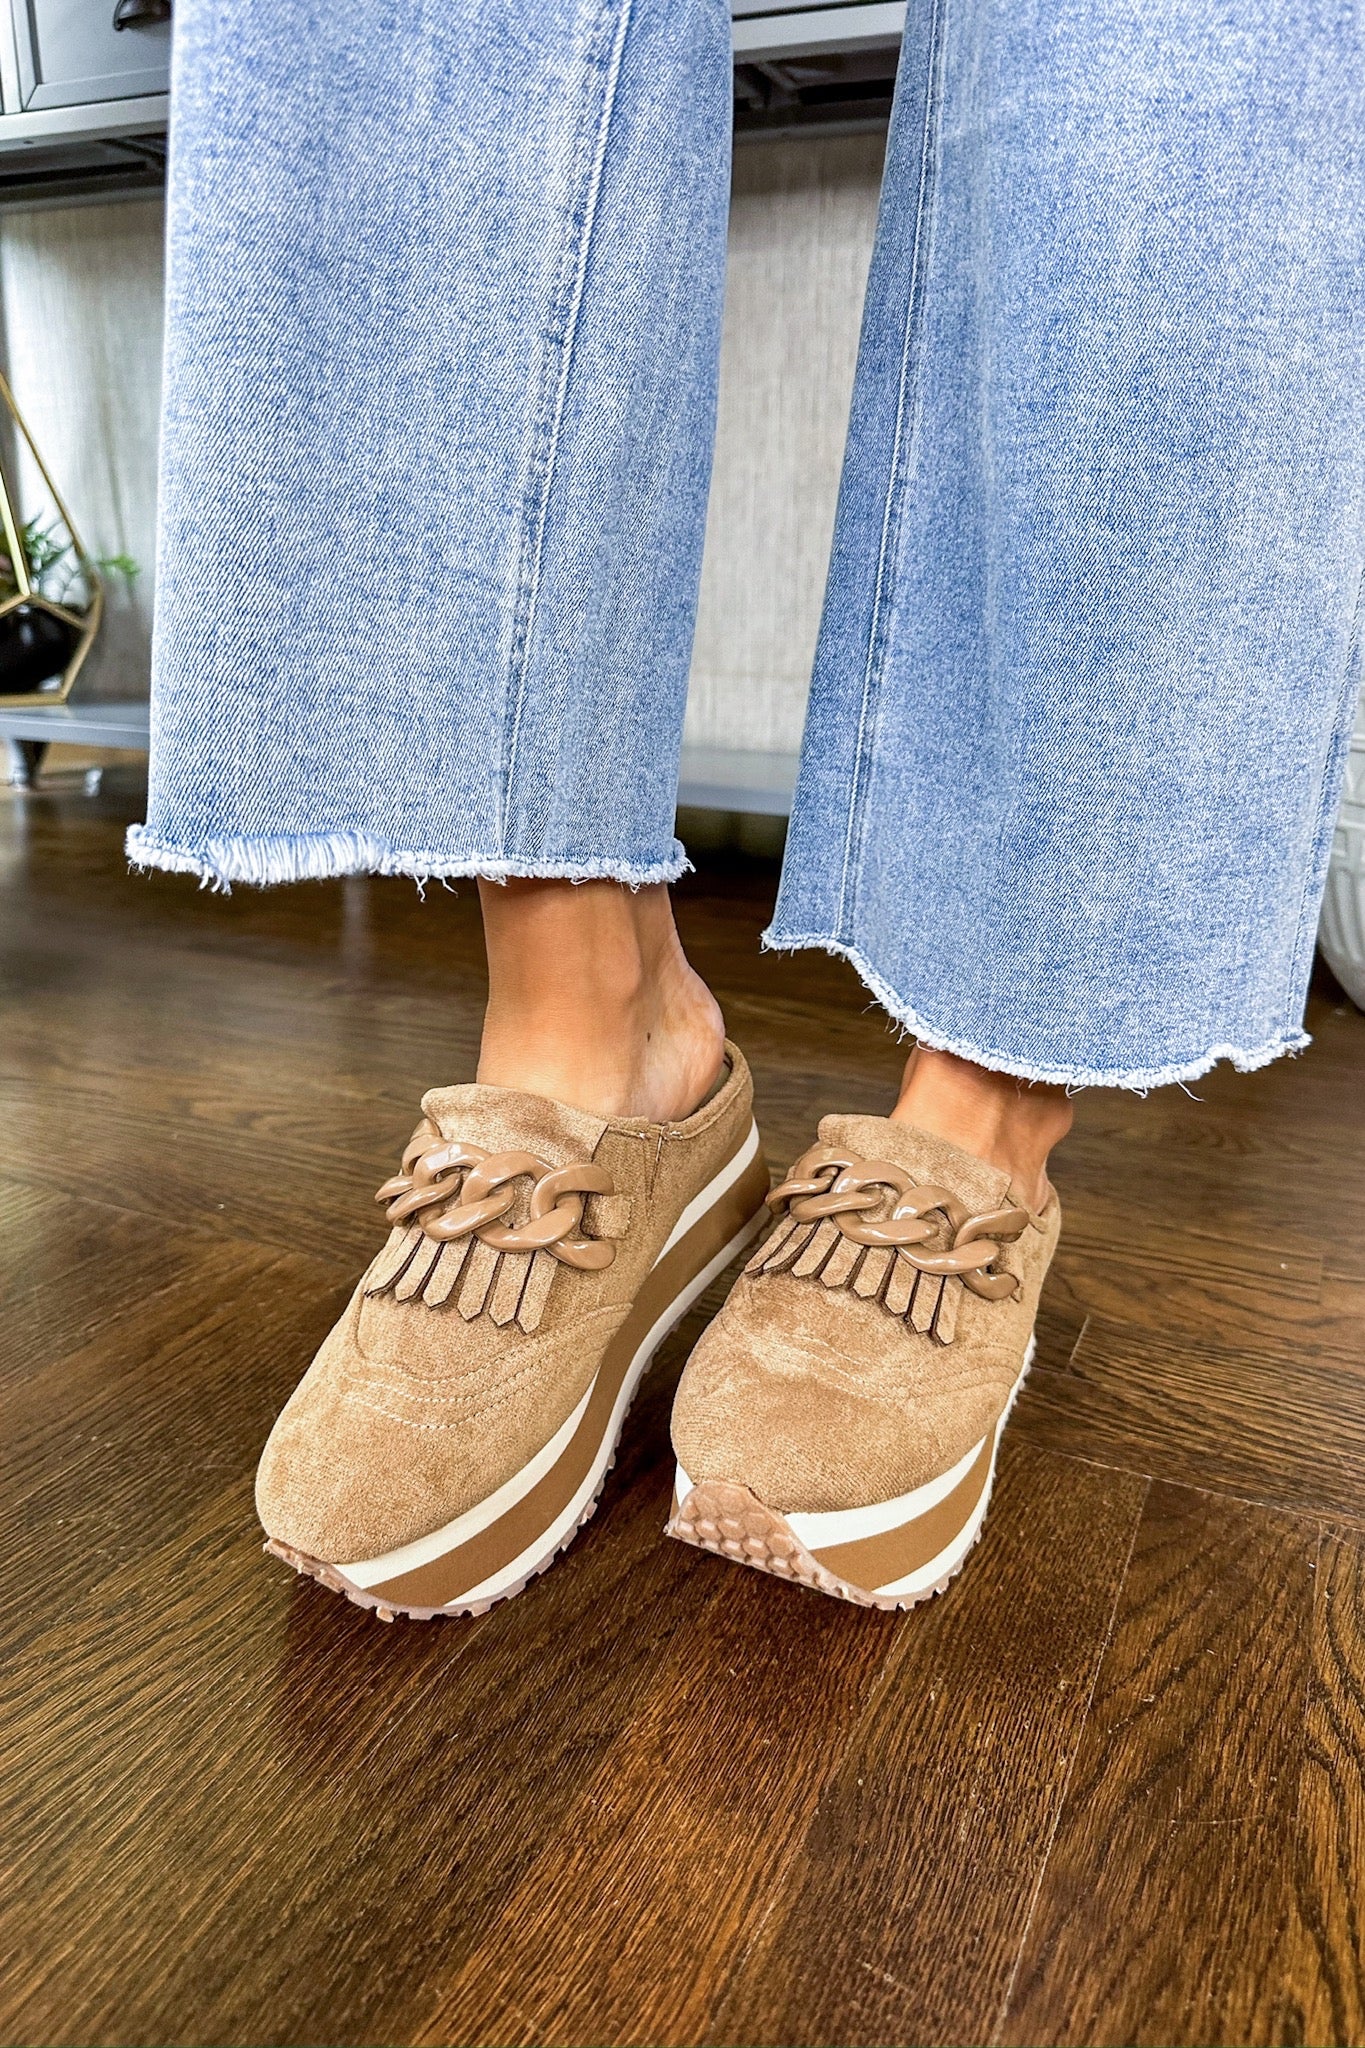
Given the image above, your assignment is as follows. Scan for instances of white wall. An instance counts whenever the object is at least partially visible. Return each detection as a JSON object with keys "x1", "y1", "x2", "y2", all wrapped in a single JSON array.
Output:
[
  {"x1": 0, "y1": 131, "x2": 885, "y2": 736},
  {"x1": 687, "y1": 131, "x2": 883, "y2": 756}
]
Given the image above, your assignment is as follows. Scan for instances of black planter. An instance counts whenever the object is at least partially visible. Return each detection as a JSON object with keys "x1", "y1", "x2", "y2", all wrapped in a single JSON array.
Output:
[{"x1": 0, "y1": 603, "x2": 83, "y2": 696}]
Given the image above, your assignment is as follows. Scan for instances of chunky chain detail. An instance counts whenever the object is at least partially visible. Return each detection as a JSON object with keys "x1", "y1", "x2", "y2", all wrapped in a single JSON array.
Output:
[
  {"x1": 766, "y1": 1146, "x2": 1026, "y2": 1297},
  {"x1": 748, "y1": 1145, "x2": 1028, "y2": 1344},
  {"x1": 375, "y1": 1134, "x2": 619, "y2": 1270}
]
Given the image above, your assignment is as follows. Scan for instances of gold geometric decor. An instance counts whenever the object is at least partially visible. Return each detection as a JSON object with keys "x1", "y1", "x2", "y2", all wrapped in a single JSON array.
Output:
[{"x1": 0, "y1": 365, "x2": 104, "y2": 707}]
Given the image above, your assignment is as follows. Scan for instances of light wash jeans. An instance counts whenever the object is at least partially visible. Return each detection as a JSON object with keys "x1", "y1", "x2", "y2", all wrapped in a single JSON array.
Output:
[{"x1": 128, "y1": 0, "x2": 1365, "y2": 1091}]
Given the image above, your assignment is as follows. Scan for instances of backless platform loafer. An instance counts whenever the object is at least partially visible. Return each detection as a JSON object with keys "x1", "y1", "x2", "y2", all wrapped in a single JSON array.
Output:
[
  {"x1": 667, "y1": 1114, "x2": 1059, "y2": 1611},
  {"x1": 256, "y1": 1043, "x2": 768, "y2": 1620}
]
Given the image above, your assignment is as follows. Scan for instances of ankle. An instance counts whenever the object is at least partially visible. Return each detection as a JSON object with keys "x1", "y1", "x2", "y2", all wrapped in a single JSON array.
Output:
[
  {"x1": 890, "y1": 1046, "x2": 1070, "y2": 1210},
  {"x1": 475, "y1": 879, "x2": 725, "y2": 1123}
]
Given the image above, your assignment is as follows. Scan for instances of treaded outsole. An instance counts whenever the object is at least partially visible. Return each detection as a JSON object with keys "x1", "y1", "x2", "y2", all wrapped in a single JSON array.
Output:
[
  {"x1": 666, "y1": 1334, "x2": 1036, "y2": 1612},
  {"x1": 264, "y1": 1455, "x2": 614, "y2": 1622},
  {"x1": 665, "y1": 1478, "x2": 983, "y2": 1612}
]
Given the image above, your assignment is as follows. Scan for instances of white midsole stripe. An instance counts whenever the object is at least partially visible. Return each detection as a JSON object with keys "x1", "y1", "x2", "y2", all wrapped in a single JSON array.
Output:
[
  {"x1": 339, "y1": 1377, "x2": 597, "y2": 1586},
  {"x1": 872, "y1": 1449, "x2": 999, "y2": 1597},
  {"x1": 455, "y1": 1206, "x2": 768, "y2": 1608},
  {"x1": 872, "y1": 1335, "x2": 1034, "y2": 1595},
  {"x1": 785, "y1": 1432, "x2": 986, "y2": 1550},
  {"x1": 653, "y1": 1121, "x2": 761, "y2": 1267},
  {"x1": 787, "y1": 1333, "x2": 1035, "y2": 1549},
  {"x1": 670, "y1": 1440, "x2": 984, "y2": 1548},
  {"x1": 673, "y1": 1336, "x2": 1037, "y2": 1562}
]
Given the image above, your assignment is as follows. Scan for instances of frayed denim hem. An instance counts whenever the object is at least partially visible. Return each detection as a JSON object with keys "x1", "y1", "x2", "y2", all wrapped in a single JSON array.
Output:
[
  {"x1": 124, "y1": 825, "x2": 690, "y2": 893},
  {"x1": 762, "y1": 927, "x2": 1312, "y2": 1093}
]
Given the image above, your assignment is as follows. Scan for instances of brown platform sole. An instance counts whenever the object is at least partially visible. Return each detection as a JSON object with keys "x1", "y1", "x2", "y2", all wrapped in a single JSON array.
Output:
[
  {"x1": 666, "y1": 1478, "x2": 984, "y2": 1612},
  {"x1": 666, "y1": 1339, "x2": 1033, "y2": 1611},
  {"x1": 266, "y1": 1127, "x2": 771, "y2": 1621}
]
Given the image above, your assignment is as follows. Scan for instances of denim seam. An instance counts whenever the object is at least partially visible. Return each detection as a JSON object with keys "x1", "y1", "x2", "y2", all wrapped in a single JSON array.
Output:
[
  {"x1": 123, "y1": 824, "x2": 687, "y2": 893},
  {"x1": 1284, "y1": 554, "x2": 1365, "y2": 1006},
  {"x1": 759, "y1": 927, "x2": 1311, "y2": 1093},
  {"x1": 832, "y1": 0, "x2": 950, "y2": 939},
  {"x1": 498, "y1": 0, "x2": 635, "y2": 859}
]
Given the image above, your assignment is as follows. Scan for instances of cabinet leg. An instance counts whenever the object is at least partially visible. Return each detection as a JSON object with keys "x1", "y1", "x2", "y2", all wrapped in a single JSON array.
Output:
[{"x1": 5, "y1": 738, "x2": 47, "y2": 788}]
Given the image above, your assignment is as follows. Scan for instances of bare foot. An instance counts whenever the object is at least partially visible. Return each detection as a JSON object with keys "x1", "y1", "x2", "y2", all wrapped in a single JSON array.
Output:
[
  {"x1": 891, "y1": 1045, "x2": 1072, "y2": 1210},
  {"x1": 475, "y1": 878, "x2": 726, "y2": 1123}
]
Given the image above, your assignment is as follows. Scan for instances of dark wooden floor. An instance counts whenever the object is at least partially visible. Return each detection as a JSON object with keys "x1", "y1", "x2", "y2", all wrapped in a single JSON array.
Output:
[{"x1": 3, "y1": 768, "x2": 1365, "y2": 2048}]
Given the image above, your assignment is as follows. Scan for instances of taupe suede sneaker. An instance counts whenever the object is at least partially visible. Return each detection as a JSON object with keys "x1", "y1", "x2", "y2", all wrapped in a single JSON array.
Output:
[
  {"x1": 257, "y1": 1043, "x2": 768, "y2": 1619},
  {"x1": 667, "y1": 1113, "x2": 1059, "y2": 1610}
]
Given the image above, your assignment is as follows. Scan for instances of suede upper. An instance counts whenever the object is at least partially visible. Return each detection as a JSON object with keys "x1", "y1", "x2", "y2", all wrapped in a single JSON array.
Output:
[
  {"x1": 256, "y1": 1044, "x2": 757, "y2": 1564},
  {"x1": 670, "y1": 1113, "x2": 1060, "y2": 1515}
]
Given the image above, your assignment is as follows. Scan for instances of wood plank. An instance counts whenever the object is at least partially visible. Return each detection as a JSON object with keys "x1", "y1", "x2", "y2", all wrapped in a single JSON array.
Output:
[
  {"x1": 697, "y1": 1444, "x2": 1145, "y2": 2048},
  {"x1": 1272, "y1": 1523, "x2": 1365, "y2": 2044},
  {"x1": 417, "y1": 1528, "x2": 905, "y2": 2048},
  {"x1": 0, "y1": 1230, "x2": 351, "y2": 1658},
  {"x1": 2, "y1": 1176, "x2": 208, "y2": 1377},
  {"x1": 1000, "y1": 1482, "x2": 1315, "y2": 2048},
  {"x1": 1058, "y1": 1200, "x2": 1322, "y2": 1303},
  {"x1": 0, "y1": 1357, "x2": 720, "y2": 2048},
  {"x1": 1015, "y1": 1317, "x2": 1365, "y2": 1528},
  {"x1": 1053, "y1": 1020, "x2": 1365, "y2": 1286},
  {"x1": 1042, "y1": 1250, "x2": 1365, "y2": 1359},
  {"x1": 1030, "y1": 1299, "x2": 1087, "y2": 1374},
  {"x1": 0, "y1": 910, "x2": 487, "y2": 1111},
  {"x1": 1046, "y1": 1247, "x2": 1331, "y2": 1338},
  {"x1": 0, "y1": 1071, "x2": 428, "y2": 1266},
  {"x1": 1060, "y1": 1072, "x2": 1364, "y2": 1202}
]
